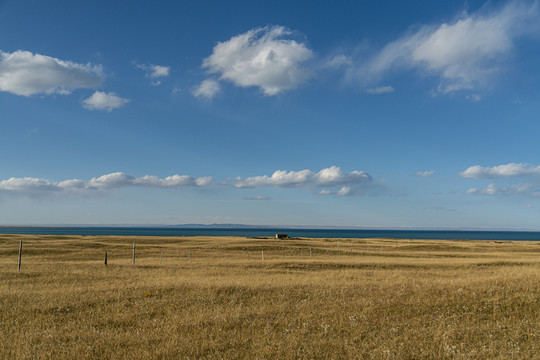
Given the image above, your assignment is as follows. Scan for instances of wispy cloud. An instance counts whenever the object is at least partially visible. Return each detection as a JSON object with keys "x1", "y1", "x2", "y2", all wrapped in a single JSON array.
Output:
[
  {"x1": 416, "y1": 170, "x2": 436, "y2": 177},
  {"x1": 199, "y1": 25, "x2": 312, "y2": 96},
  {"x1": 350, "y1": 1, "x2": 539, "y2": 93},
  {"x1": 465, "y1": 182, "x2": 540, "y2": 197},
  {"x1": 243, "y1": 195, "x2": 270, "y2": 201},
  {"x1": 0, "y1": 50, "x2": 103, "y2": 96},
  {"x1": 465, "y1": 94, "x2": 482, "y2": 102},
  {"x1": 83, "y1": 91, "x2": 129, "y2": 112},
  {"x1": 192, "y1": 79, "x2": 221, "y2": 100},
  {"x1": 365, "y1": 85, "x2": 394, "y2": 94},
  {"x1": 135, "y1": 63, "x2": 170, "y2": 85},
  {"x1": 326, "y1": 55, "x2": 352, "y2": 68}
]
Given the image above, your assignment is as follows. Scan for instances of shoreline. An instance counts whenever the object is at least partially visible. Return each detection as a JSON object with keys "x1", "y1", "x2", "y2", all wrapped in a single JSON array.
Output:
[
  {"x1": 0, "y1": 233, "x2": 535, "y2": 243},
  {"x1": 1, "y1": 226, "x2": 540, "y2": 241}
]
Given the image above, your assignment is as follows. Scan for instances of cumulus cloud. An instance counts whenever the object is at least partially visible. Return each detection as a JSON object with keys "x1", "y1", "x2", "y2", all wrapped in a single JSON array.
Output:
[
  {"x1": 460, "y1": 163, "x2": 540, "y2": 179},
  {"x1": 312, "y1": 166, "x2": 371, "y2": 186},
  {"x1": 461, "y1": 162, "x2": 540, "y2": 198},
  {"x1": 201, "y1": 25, "x2": 312, "y2": 96},
  {"x1": 416, "y1": 170, "x2": 436, "y2": 177},
  {"x1": 365, "y1": 85, "x2": 395, "y2": 94},
  {"x1": 353, "y1": 1, "x2": 539, "y2": 93},
  {"x1": 0, "y1": 172, "x2": 213, "y2": 198},
  {"x1": 1, "y1": 167, "x2": 374, "y2": 199},
  {"x1": 234, "y1": 169, "x2": 313, "y2": 188},
  {"x1": 234, "y1": 166, "x2": 372, "y2": 196},
  {"x1": 0, "y1": 177, "x2": 60, "y2": 197},
  {"x1": 0, "y1": 50, "x2": 103, "y2": 96},
  {"x1": 192, "y1": 79, "x2": 221, "y2": 99},
  {"x1": 82, "y1": 91, "x2": 129, "y2": 112}
]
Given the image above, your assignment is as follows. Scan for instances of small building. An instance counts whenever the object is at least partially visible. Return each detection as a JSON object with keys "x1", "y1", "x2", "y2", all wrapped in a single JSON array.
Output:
[{"x1": 275, "y1": 233, "x2": 289, "y2": 239}]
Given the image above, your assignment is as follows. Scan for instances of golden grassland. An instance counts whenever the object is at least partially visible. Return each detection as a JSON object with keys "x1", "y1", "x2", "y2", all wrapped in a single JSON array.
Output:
[{"x1": 0, "y1": 234, "x2": 539, "y2": 359}]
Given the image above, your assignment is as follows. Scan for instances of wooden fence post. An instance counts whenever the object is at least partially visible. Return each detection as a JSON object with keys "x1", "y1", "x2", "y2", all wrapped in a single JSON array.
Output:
[
  {"x1": 262, "y1": 250, "x2": 264, "y2": 261},
  {"x1": 104, "y1": 251, "x2": 107, "y2": 266},
  {"x1": 132, "y1": 242, "x2": 136, "y2": 265},
  {"x1": 17, "y1": 240, "x2": 22, "y2": 273}
]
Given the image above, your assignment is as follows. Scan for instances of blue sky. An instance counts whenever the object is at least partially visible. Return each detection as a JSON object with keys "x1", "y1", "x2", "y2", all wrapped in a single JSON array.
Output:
[{"x1": 1, "y1": 0, "x2": 540, "y2": 229}]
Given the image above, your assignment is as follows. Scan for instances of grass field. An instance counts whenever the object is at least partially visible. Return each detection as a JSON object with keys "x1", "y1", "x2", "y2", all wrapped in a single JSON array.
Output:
[{"x1": 0, "y1": 234, "x2": 539, "y2": 359}]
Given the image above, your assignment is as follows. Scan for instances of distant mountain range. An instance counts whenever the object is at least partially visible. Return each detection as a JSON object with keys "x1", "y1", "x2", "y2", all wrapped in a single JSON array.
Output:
[{"x1": 2, "y1": 223, "x2": 536, "y2": 231}]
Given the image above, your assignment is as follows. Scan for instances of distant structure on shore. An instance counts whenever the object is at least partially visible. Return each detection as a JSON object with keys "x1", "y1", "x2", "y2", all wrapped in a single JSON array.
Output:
[{"x1": 275, "y1": 233, "x2": 288, "y2": 239}]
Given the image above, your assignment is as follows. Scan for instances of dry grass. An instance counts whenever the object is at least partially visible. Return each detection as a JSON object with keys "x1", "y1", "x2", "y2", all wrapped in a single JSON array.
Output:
[{"x1": 0, "y1": 234, "x2": 539, "y2": 359}]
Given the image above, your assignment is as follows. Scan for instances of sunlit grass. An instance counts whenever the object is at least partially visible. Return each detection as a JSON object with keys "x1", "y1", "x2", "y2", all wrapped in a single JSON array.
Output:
[{"x1": 1, "y1": 235, "x2": 539, "y2": 359}]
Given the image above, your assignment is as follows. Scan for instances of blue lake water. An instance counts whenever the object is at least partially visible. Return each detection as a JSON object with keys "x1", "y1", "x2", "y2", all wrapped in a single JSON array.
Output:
[{"x1": 0, "y1": 227, "x2": 539, "y2": 241}]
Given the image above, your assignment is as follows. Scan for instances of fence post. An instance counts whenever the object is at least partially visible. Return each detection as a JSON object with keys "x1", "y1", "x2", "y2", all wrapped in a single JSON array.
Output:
[
  {"x1": 17, "y1": 240, "x2": 22, "y2": 273},
  {"x1": 262, "y1": 250, "x2": 264, "y2": 261},
  {"x1": 105, "y1": 251, "x2": 108, "y2": 266},
  {"x1": 132, "y1": 242, "x2": 136, "y2": 265}
]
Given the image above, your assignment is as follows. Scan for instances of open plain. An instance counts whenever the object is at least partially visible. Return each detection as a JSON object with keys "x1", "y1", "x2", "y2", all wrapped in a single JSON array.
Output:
[{"x1": 0, "y1": 234, "x2": 539, "y2": 359}]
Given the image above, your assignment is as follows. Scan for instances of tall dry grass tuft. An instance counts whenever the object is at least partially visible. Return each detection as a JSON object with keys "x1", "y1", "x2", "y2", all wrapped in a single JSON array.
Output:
[{"x1": 0, "y1": 234, "x2": 539, "y2": 359}]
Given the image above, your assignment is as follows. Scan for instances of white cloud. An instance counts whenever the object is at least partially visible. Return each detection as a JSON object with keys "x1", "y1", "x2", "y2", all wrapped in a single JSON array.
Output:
[
  {"x1": 326, "y1": 55, "x2": 352, "y2": 68},
  {"x1": 192, "y1": 79, "x2": 221, "y2": 99},
  {"x1": 82, "y1": 91, "x2": 129, "y2": 112},
  {"x1": 461, "y1": 162, "x2": 540, "y2": 198},
  {"x1": 312, "y1": 166, "x2": 371, "y2": 186},
  {"x1": 201, "y1": 25, "x2": 312, "y2": 95},
  {"x1": 466, "y1": 182, "x2": 540, "y2": 197},
  {"x1": 365, "y1": 85, "x2": 395, "y2": 94},
  {"x1": 234, "y1": 166, "x2": 372, "y2": 196},
  {"x1": 465, "y1": 94, "x2": 482, "y2": 102},
  {"x1": 243, "y1": 195, "x2": 270, "y2": 201},
  {"x1": 0, "y1": 50, "x2": 103, "y2": 96},
  {"x1": 148, "y1": 65, "x2": 170, "y2": 78},
  {"x1": 0, "y1": 177, "x2": 59, "y2": 196},
  {"x1": 135, "y1": 63, "x2": 170, "y2": 85},
  {"x1": 465, "y1": 183, "x2": 498, "y2": 195},
  {"x1": 337, "y1": 186, "x2": 353, "y2": 196},
  {"x1": 195, "y1": 176, "x2": 213, "y2": 186},
  {"x1": 416, "y1": 170, "x2": 436, "y2": 177},
  {"x1": 460, "y1": 163, "x2": 540, "y2": 179},
  {"x1": 354, "y1": 1, "x2": 539, "y2": 93},
  {"x1": 318, "y1": 186, "x2": 356, "y2": 197},
  {"x1": 234, "y1": 169, "x2": 313, "y2": 188},
  {"x1": 1, "y1": 167, "x2": 374, "y2": 199},
  {"x1": 0, "y1": 172, "x2": 212, "y2": 198},
  {"x1": 87, "y1": 172, "x2": 135, "y2": 188}
]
